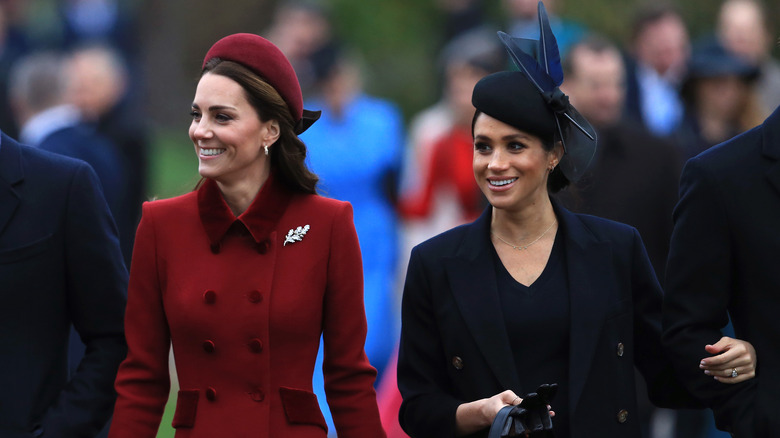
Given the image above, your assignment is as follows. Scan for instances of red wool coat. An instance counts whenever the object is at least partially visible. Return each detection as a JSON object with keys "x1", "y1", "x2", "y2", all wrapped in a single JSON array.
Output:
[{"x1": 109, "y1": 175, "x2": 385, "y2": 437}]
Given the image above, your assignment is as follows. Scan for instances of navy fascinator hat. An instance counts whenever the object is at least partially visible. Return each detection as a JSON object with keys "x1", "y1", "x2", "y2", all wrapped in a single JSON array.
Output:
[{"x1": 472, "y1": 2, "x2": 597, "y2": 183}]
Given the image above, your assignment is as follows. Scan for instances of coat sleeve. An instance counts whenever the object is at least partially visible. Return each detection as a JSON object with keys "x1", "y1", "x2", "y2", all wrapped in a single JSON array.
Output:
[
  {"x1": 627, "y1": 228, "x2": 702, "y2": 409},
  {"x1": 321, "y1": 202, "x2": 386, "y2": 437},
  {"x1": 397, "y1": 246, "x2": 463, "y2": 438},
  {"x1": 662, "y1": 157, "x2": 756, "y2": 436},
  {"x1": 109, "y1": 202, "x2": 172, "y2": 437},
  {"x1": 40, "y1": 162, "x2": 128, "y2": 437}
]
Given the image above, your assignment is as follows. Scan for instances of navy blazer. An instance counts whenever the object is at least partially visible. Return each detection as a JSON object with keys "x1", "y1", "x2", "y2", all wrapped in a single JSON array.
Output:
[
  {"x1": 663, "y1": 107, "x2": 780, "y2": 437},
  {"x1": 0, "y1": 133, "x2": 127, "y2": 437},
  {"x1": 398, "y1": 203, "x2": 698, "y2": 438}
]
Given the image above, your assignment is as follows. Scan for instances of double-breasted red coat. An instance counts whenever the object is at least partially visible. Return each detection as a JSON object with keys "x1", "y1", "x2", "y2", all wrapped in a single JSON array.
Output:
[{"x1": 109, "y1": 174, "x2": 385, "y2": 437}]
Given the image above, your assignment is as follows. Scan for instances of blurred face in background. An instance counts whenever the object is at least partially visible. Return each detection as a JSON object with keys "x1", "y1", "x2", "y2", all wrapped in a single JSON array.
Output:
[
  {"x1": 694, "y1": 75, "x2": 750, "y2": 122},
  {"x1": 270, "y1": 6, "x2": 330, "y2": 60},
  {"x1": 503, "y1": 0, "x2": 557, "y2": 19},
  {"x1": 718, "y1": 0, "x2": 771, "y2": 64},
  {"x1": 67, "y1": 49, "x2": 125, "y2": 120},
  {"x1": 446, "y1": 62, "x2": 489, "y2": 127},
  {"x1": 634, "y1": 14, "x2": 690, "y2": 78},
  {"x1": 561, "y1": 46, "x2": 625, "y2": 129}
]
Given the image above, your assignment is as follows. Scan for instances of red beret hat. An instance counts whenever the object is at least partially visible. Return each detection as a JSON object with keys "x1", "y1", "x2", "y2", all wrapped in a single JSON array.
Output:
[{"x1": 203, "y1": 33, "x2": 319, "y2": 134}]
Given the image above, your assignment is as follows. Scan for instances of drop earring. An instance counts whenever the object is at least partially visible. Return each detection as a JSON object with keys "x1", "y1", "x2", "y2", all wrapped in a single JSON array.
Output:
[{"x1": 264, "y1": 145, "x2": 269, "y2": 156}]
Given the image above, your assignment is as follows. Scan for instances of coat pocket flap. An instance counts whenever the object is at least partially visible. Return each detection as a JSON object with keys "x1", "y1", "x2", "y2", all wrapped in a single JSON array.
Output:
[
  {"x1": 0, "y1": 234, "x2": 52, "y2": 263},
  {"x1": 172, "y1": 389, "x2": 199, "y2": 428},
  {"x1": 279, "y1": 387, "x2": 328, "y2": 432}
]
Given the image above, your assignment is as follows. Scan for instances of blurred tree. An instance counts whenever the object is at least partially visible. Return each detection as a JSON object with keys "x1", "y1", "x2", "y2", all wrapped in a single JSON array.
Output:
[{"x1": 134, "y1": 0, "x2": 777, "y2": 127}]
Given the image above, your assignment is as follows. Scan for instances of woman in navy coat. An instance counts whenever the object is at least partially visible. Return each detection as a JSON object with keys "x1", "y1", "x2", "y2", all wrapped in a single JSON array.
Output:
[
  {"x1": 397, "y1": 7, "x2": 756, "y2": 438},
  {"x1": 109, "y1": 34, "x2": 385, "y2": 437}
]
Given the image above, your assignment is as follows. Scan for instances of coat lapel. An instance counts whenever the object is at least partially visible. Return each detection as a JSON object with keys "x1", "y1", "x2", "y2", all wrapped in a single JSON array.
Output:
[
  {"x1": 0, "y1": 134, "x2": 23, "y2": 237},
  {"x1": 761, "y1": 107, "x2": 780, "y2": 197},
  {"x1": 444, "y1": 208, "x2": 522, "y2": 392},
  {"x1": 555, "y1": 204, "x2": 613, "y2": 415}
]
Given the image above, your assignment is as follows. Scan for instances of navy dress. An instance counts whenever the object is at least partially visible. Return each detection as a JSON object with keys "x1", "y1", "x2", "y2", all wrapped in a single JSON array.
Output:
[{"x1": 493, "y1": 231, "x2": 570, "y2": 438}]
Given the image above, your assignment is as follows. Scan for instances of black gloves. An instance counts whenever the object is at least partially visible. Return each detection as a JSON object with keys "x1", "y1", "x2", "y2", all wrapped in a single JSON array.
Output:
[{"x1": 490, "y1": 384, "x2": 558, "y2": 438}]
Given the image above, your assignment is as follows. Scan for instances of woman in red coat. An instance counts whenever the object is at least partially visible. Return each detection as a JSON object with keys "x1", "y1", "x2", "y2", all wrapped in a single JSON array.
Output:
[{"x1": 109, "y1": 34, "x2": 386, "y2": 438}]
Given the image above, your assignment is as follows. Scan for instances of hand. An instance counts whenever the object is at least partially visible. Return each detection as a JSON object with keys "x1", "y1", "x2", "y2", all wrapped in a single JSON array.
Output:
[
  {"x1": 455, "y1": 390, "x2": 521, "y2": 436},
  {"x1": 482, "y1": 390, "x2": 523, "y2": 424},
  {"x1": 699, "y1": 336, "x2": 757, "y2": 384}
]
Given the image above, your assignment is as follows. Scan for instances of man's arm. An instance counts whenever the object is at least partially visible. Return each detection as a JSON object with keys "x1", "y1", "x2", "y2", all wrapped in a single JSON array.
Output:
[
  {"x1": 663, "y1": 156, "x2": 755, "y2": 436},
  {"x1": 41, "y1": 162, "x2": 128, "y2": 436}
]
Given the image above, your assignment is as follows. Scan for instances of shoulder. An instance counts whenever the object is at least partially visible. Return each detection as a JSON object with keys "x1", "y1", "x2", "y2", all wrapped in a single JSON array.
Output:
[
  {"x1": 141, "y1": 190, "x2": 199, "y2": 218},
  {"x1": 18, "y1": 141, "x2": 94, "y2": 182},
  {"x1": 689, "y1": 123, "x2": 763, "y2": 175},
  {"x1": 292, "y1": 192, "x2": 349, "y2": 210},
  {"x1": 564, "y1": 210, "x2": 639, "y2": 244},
  {"x1": 356, "y1": 94, "x2": 402, "y2": 116},
  {"x1": 412, "y1": 221, "x2": 473, "y2": 258}
]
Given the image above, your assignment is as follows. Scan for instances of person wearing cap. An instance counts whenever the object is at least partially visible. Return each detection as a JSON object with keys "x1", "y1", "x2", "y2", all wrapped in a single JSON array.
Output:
[
  {"x1": 108, "y1": 34, "x2": 385, "y2": 437},
  {"x1": 396, "y1": 4, "x2": 757, "y2": 438},
  {"x1": 674, "y1": 40, "x2": 763, "y2": 161}
]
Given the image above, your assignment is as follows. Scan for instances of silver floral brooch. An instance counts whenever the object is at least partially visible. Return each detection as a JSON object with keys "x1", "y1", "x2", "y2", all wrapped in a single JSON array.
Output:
[{"x1": 284, "y1": 225, "x2": 310, "y2": 246}]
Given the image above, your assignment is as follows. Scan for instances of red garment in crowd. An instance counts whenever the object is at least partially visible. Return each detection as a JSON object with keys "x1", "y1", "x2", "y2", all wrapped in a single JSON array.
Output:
[{"x1": 400, "y1": 126, "x2": 484, "y2": 221}]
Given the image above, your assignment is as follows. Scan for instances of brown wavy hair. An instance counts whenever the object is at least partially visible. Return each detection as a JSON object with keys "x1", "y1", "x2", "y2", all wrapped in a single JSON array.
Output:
[{"x1": 202, "y1": 58, "x2": 319, "y2": 194}]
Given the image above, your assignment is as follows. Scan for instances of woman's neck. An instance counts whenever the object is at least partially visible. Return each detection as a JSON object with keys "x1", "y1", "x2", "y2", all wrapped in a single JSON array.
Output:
[
  {"x1": 491, "y1": 196, "x2": 557, "y2": 242},
  {"x1": 215, "y1": 167, "x2": 270, "y2": 216}
]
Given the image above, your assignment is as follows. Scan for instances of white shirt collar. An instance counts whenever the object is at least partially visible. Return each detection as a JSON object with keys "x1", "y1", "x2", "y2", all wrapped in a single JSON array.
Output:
[{"x1": 19, "y1": 105, "x2": 81, "y2": 146}]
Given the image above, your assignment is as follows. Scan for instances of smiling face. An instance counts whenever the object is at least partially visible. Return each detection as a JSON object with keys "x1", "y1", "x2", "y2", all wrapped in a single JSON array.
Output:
[
  {"x1": 189, "y1": 73, "x2": 279, "y2": 185},
  {"x1": 473, "y1": 113, "x2": 562, "y2": 213}
]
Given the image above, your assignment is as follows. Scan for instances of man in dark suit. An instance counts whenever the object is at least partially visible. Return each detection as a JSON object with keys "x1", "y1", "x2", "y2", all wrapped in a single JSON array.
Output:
[
  {"x1": 663, "y1": 105, "x2": 780, "y2": 437},
  {"x1": 0, "y1": 131, "x2": 127, "y2": 436},
  {"x1": 9, "y1": 52, "x2": 126, "y2": 258},
  {"x1": 557, "y1": 35, "x2": 682, "y2": 282}
]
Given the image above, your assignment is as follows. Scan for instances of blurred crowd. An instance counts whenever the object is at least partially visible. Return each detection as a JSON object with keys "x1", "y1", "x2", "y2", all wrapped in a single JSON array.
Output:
[{"x1": 0, "y1": 0, "x2": 777, "y2": 437}]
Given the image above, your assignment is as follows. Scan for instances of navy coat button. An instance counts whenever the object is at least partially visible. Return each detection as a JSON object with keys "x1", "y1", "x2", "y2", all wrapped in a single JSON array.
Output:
[
  {"x1": 617, "y1": 409, "x2": 629, "y2": 423},
  {"x1": 452, "y1": 356, "x2": 464, "y2": 370},
  {"x1": 248, "y1": 290, "x2": 262, "y2": 303},
  {"x1": 250, "y1": 388, "x2": 265, "y2": 402},
  {"x1": 203, "y1": 340, "x2": 215, "y2": 353},
  {"x1": 617, "y1": 342, "x2": 625, "y2": 357},
  {"x1": 249, "y1": 338, "x2": 263, "y2": 353},
  {"x1": 206, "y1": 387, "x2": 217, "y2": 401},
  {"x1": 204, "y1": 290, "x2": 216, "y2": 304}
]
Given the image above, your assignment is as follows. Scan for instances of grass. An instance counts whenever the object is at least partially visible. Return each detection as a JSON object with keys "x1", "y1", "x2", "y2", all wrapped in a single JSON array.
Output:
[{"x1": 147, "y1": 129, "x2": 200, "y2": 202}]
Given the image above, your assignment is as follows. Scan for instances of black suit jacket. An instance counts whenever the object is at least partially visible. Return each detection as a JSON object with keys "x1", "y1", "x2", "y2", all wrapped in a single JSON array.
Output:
[
  {"x1": 663, "y1": 107, "x2": 780, "y2": 437},
  {"x1": 398, "y1": 203, "x2": 698, "y2": 438},
  {"x1": 0, "y1": 133, "x2": 127, "y2": 437}
]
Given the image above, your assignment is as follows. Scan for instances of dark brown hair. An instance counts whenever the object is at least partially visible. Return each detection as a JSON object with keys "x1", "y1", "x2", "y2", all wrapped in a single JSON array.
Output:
[{"x1": 202, "y1": 58, "x2": 319, "y2": 194}]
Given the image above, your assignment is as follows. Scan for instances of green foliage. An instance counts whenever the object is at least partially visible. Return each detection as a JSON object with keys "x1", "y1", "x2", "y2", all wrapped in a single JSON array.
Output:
[{"x1": 321, "y1": 0, "x2": 778, "y2": 120}]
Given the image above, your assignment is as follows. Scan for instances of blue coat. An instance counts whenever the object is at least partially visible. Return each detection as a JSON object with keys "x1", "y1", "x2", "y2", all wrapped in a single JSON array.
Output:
[
  {"x1": 0, "y1": 133, "x2": 127, "y2": 437},
  {"x1": 663, "y1": 106, "x2": 780, "y2": 437},
  {"x1": 398, "y1": 203, "x2": 699, "y2": 438}
]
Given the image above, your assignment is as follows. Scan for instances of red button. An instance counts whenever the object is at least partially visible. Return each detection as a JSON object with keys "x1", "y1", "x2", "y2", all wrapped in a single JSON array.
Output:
[
  {"x1": 250, "y1": 389, "x2": 265, "y2": 402},
  {"x1": 203, "y1": 340, "x2": 215, "y2": 353},
  {"x1": 256, "y1": 240, "x2": 269, "y2": 254},
  {"x1": 248, "y1": 290, "x2": 262, "y2": 303},
  {"x1": 249, "y1": 338, "x2": 263, "y2": 353},
  {"x1": 205, "y1": 387, "x2": 217, "y2": 401},
  {"x1": 204, "y1": 290, "x2": 216, "y2": 304}
]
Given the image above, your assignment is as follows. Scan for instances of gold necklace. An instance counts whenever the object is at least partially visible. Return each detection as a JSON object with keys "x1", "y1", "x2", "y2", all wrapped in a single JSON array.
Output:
[{"x1": 492, "y1": 220, "x2": 557, "y2": 251}]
